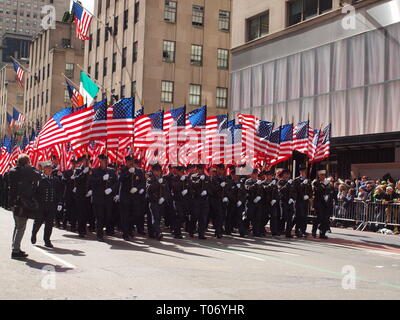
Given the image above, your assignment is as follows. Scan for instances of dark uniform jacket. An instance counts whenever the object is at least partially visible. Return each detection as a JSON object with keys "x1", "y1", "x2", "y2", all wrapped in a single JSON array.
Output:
[
  {"x1": 118, "y1": 166, "x2": 146, "y2": 203},
  {"x1": 210, "y1": 176, "x2": 232, "y2": 201},
  {"x1": 229, "y1": 177, "x2": 247, "y2": 205},
  {"x1": 277, "y1": 179, "x2": 297, "y2": 202},
  {"x1": 245, "y1": 178, "x2": 263, "y2": 203},
  {"x1": 261, "y1": 179, "x2": 280, "y2": 205},
  {"x1": 293, "y1": 176, "x2": 313, "y2": 202},
  {"x1": 312, "y1": 179, "x2": 335, "y2": 209},
  {"x1": 170, "y1": 174, "x2": 191, "y2": 202},
  {"x1": 89, "y1": 167, "x2": 118, "y2": 204},
  {"x1": 36, "y1": 174, "x2": 64, "y2": 209},
  {"x1": 189, "y1": 173, "x2": 212, "y2": 199},
  {"x1": 73, "y1": 165, "x2": 92, "y2": 197},
  {"x1": 146, "y1": 176, "x2": 170, "y2": 204}
]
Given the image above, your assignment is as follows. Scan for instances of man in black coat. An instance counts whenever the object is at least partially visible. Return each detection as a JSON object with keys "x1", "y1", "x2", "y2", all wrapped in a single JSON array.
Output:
[
  {"x1": 89, "y1": 154, "x2": 118, "y2": 241},
  {"x1": 118, "y1": 155, "x2": 146, "y2": 241},
  {"x1": 293, "y1": 165, "x2": 313, "y2": 237},
  {"x1": 8, "y1": 154, "x2": 42, "y2": 259},
  {"x1": 31, "y1": 161, "x2": 64, "y2": 248}
]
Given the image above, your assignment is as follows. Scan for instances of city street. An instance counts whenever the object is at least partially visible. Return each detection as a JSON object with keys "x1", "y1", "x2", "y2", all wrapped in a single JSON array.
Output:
[{"x1": 1, "y1": 208, "x2": 399, "y2": 300}]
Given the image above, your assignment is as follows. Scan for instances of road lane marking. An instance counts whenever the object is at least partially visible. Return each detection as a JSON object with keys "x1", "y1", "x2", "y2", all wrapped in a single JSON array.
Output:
[{"x1": 33, "y1": 246, "x2": 76, "y2": 269}]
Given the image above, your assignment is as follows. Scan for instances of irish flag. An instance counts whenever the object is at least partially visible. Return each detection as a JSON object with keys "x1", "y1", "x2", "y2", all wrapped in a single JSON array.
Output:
[{"x1": 80, "y1": 71, "x2": 99, "y2": 106}]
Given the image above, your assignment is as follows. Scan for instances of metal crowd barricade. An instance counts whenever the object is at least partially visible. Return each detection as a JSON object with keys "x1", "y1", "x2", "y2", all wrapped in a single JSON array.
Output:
[{"x1": 308, "y1": 199, "x2": 400, "y2": 231}]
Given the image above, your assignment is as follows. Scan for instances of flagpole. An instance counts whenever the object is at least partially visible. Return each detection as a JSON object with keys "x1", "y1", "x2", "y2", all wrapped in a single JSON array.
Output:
[
  {"x1": 61, "y1": 73, "x2": 80, "y2": 90},
  {"x1": 9, "y1": 56, "x2": 31, "y2": 74}
]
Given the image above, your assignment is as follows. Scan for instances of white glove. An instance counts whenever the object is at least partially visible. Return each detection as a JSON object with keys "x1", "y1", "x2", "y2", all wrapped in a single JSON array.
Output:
[
  {"x1": 288, "y1": 179, "x2": 293, "y2": 184},
  {"x1": 200, "y1": 175, "x2": 205, "y2": 180},
  {"x1": 180, "y1": 175, "x2": 186, "y2": 181},
  {"x1": 71, "y1": 175, "x2": 76, "y2": 180},
  {"x1": 105, "y1": 188, "x2": 112, "y2": 195},
  {"x1": 113, "y1": 195, "x2": 120, "y2": 202},
  {"x1": 83, "y1": 167, "x2": 89, "y2": 174},
  {"x1": 288, "y1": 198, "x2": 294, "y2": 205},
  {"x1": 103, "y1": 174, "x2": 109, "y2": 181},
  {"x1": 324, "y1": 195, "x2": 329, "y2": 202},
  {"x1": 201, "y1": 190, "x2": 207, "y2": 196},
  {"x1": 303, "y1": 179, "x2": 308, "y2": 184},
  {"x1": 158, "y1": 178, "x2": 163, "y2": 184},
  {"x1": 237, "y1": 200, "x2": 242, "y2": 207},
  {"x1": 139, "y1": 189, "x2": 145, "y2": 194},
  {"x1": 236, "y1": 183, "x2": 241, "y2": 188},
  {"x1": 271, "y1": 199, "x2": 277, "y2": 206},
  {"x1": 254, "y1": 196, "x2": 261, "y2": 204},
  {"x1": 86, "y1": 190, "x2": 92, "y2": 197},
  {"x1": 181, "y1": 189, "x2": 188, "y2": 196},
  {"x1": 222, "y1": 197, "x2": 229, "y2": 203},
  {"x1": 220, "y1": 182, "x2": 226, "y2": 187},
  {"x1": 324, "y1": 179, "x2": 330, "y2": 185},
  {"x1": 158, "y1": 197, "x2": 165, "y2": 205},
  {"x1": 72, "y1": 187, "x2": 77, "y2": 193},
  {"x1": 270, "y1": 180, "x2": 276, "y2": 186},
  {"x1": 304, "y1": 195, "x2": 309, "y2": 201},
  {"x1": 256, "y1": 180, "x2": 262, "y2": 185},
  {"x1": 129, "y1": 167, "x2": 135, "y2": 174},
  {"x1": 130, "y1": 187, "x2": 138, "y2": 194},
  {"x1": 57, "y1": 205, "x2": 62, "y2": 212}
]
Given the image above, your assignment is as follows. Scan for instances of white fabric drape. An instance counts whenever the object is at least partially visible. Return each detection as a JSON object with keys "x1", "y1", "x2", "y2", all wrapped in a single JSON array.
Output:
[
  {"x1": 348, "y1": 88, "x2": 365, "y2": 135},
  {"x1": 331, "y1": 91, "x2": 347, "y2": 137},
  {"x1": 365, "y1": 84, "x2": 384, "y2": 134},
  {"x1": 301, "y1": 50, "x2": 315, "y2": 97},
  {"x1": 251, "y1": 65, "x2": 263, "y2": 108},
  {"x1": 287, "y1": 100, "x2": 301, "y2": 125},
  {"x1": 241, "y1": 68, "x2": 252, "y2": 109},
  {"x1": 387, "y1": 23, "x2": 400, "y2": 81},
  {"x1": 263, "y1": 61, "x2": 275, "y2": 105},
  {"x1": 348, "y1": 34, "x2": 365, "y2": 88},
  {"x1": 231, "y1": 72, "x2": 241, "y2": 111},
  {"x1": 316, "y1": 45, "x2": 330, "y2": 94},
  {"x1": 288, "y1": 54, "x2": 301, "y2": 100},
  {"x1": 332, "y1": 40, "x2": 347, "y2": 91},
  {"x1": 301, "y1": 98, "x2": 314, "y2": 127},
  {"x1": 274, "y1": 102, "x2": 287, "y2": 124},
  {"x1": 263, "y1": 104, "x2": 274, "y2": 122},
  {"x1": 366, "y1": 30, "x2": 385, "y2": 84},
  {"x1": 315, "y1": 94, "x2": 330, "y2": 129},
  {"x1": 275, "y1": 59, "x2": 287, "y2": 103},
  {"x1": 386, "y1": 81, "x2": 400, "y2": 133}
]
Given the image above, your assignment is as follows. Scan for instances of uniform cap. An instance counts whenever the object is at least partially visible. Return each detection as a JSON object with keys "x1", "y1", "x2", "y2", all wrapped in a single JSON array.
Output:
[
  {"x1": 125, "y1": 155, "x2": 133, "y2": 161},
  {"x1": 40, "y1": 161, "x2": 52, "y2": 168},
  {"x1": 318, "y1": 170, "x2": 327, "y2": 175},
  {"x1": 151, "y1": 163, "x2": 162, "y2": 171},
  {"x1": 98, "y1": 154, "x2": 108, "y2": 160}
]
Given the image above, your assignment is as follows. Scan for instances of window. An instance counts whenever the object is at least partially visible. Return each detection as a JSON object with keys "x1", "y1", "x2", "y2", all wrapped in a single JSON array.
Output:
[
  {"x1": 132, "y1": 42, "x2": 138, "y2": 63},
  {"x1": 120, "y1": 85, "x2": 126, "y2": 99},
  {"x1": 65, "y1": 63, "x2": 74, "y2": 79},
  {"x1": 105, "y1": 23, "x2": 109, "y2": 41},
  {"x1": 42, "y1": 66, "x2": 45, "y2": 80},
  {"x1": 134, "y1": 2, "x2": 139, "y2": 23},
  {"x1": 161, "y1": 81, "x2": 174, "y2": 103},
  {"x1": 219, "y1": 10, "x2": 230, "y2": 32},
  {"x1": 103, "y1": 58, "x2": 108, "y2": 77},
  {"x1": 216, "y1": 87, "x2": 228, "y2": 108},
  {"x1": 131, "y1": 81, "x2": 136, "y2": 97},
  {"x1": 62, "y1": 38, "x2": 71, "y2": 48},
  {"x1": 95, "y1": 62, "x2": 99, "y2": 80},
  {"x1": 106, "y1": 0, "x2": 110, "y2": 8},
  {"x1": 163, "y1": 40, "x2": 175, "y2": 63},
  {"x1": 114, "y1": 16, "x2": 118, "y2": 36},
  {"x1": 64, "y1": 89, "x2": 70, "y2": 103},
  {"x1": 46, "y1": 90, "x2": 48, "y2": 104},
  {"x1": 96, "y1": 29, "x2": 100, "y2": 47},
  {"x1": 164, "y1": 0, "x2": 177, "y2": 23},
  {"x1": 247, "y1": 11, "x2": 269, "y2": 41},
  {"x1": 123, "y1": 9, "x2": 128, "y2": 30},
  {"x1": 192, "y1": 5, "x2": 204, "y2": 27},
  {"x1": 16, "y1": 94, "x2": 23, "y2": 105},
  {"x1": 189, "y1": 84, "x2": 201, "y2": 106},
  {"x1": 122, "y1": 47, "x2": 127, "y2": 67},
  {"x1": 191, "y1": 45, "x2": 203, "y2": 66},
  {"x1": 112, "y1": 53, "x2": 117, "y2": 72},
  {"x1": 98, "y1": 0, "x2": 102, "y2": 14},
  {"x1": 89, "y1": 34, "x2": 92, "y2": 51},
  {"x1": 288, "y1": 0, "x2": 332, "y2": 26},
  {"x1": 217, "y1": 49, "x2": 229, "y2": 69},
  {"x1": 47, "y1": 64, "x2": 50, "y2": 78}
]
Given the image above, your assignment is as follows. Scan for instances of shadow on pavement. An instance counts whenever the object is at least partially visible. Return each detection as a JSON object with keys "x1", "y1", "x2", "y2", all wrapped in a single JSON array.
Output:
[
  {"x1": 35, "y1": 245, "x2": 86, "y2": 257},
  {"x1": 24, "y1": 258, "x2": 74, "y2": 272}
]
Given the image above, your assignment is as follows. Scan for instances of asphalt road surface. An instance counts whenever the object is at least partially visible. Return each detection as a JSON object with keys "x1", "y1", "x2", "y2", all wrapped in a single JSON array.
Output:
[{"x1": 1, "y1": 207, "x2": 399, "y2": 300}]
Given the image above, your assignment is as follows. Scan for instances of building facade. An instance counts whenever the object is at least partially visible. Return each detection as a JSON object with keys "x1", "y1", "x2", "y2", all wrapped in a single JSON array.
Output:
[
  {"x1": 24, "y1": 21, "x2": 84, "y2": 131},
  {"x1": 0, "y1": 62, "x2": 25, "y2": 136},
  {"x1": 230, "y1": 0, "x2": 400, "y2": 178},
  {"x1": 85, "y1": 0, "x2": 232, "y2": 116}
]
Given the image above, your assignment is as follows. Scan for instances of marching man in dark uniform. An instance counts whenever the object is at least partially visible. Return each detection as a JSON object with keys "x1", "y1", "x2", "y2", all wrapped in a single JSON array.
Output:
[
  {"x1": 118, "y1": 155, "x2": 146, "y2": 241},
  {"x1": 228, "y1": 167, "x2": 248, "y2": 237},
  {"x1": 312, "y1": 170, "x2": 334, "y2": 239},
  {"x1": 293, "y1": 165, "x2": 313, "y2": 237},
  {"x1": 31, "y1": 161, "x2": 64, "y2": 248},
  {"x1": 277, "y1": 169, "x2": 297, "y2": 238},
  {"x1": 133, "y1": 159, "x2": 146, "y2": 235},
  {"x1": 188, "y1": 164, "x2": 211, "y2": 239},
  {"x1": 89, "y1": 154, "x2": 118, "y2": 241},
  {"x1": 170, "y1": 166, "x2": 190, "y2": 239},
  {"x1": 262, "y1": 170, "x2": 280, "y2": 236},
  {"x1": 60, "y1": 159, "x2": 77, "y2": 230},
  {"x1": 245, "y1": 169, "x2": 264, "y2": 237},
  {"x1": 146, "y1": 163, "x2": 170, "y2": 241}
]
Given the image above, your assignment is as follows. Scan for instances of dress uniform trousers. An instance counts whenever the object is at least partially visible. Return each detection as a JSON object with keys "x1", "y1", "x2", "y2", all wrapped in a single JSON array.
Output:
[
  {"x1": 32, "y1": 204, "x2": 56, "y2": 243},
  {"x1": 93, "y1": 200, "x2": 113, "y2": 238},
  {"x1": 280, "y1": 201, "x2": 295, "y2": 236},
  {"x1": 269, "y1": 203, "x2": 280, "y2": 235},
  {"x1": 246, "y1": 202, "x2": 264, "y2": 236},
  {"x1": 295, "y1": 200, "x2": 309, "y2": 235},
  {"x1": 172, "y1": 200, "x2": 188, "y2": 236},
  {"x1": 148, "y1": 202, "x2": 164, "y2": 236},
  {"x1": 75, "y1": 195, "x2": 91, "y2": 236},
  {"x1": 190, "y1": 198, "x2": 209, "y2": 237},
  {"x1": 312, "y1": 205, "x2": 331, "y2": 236}
]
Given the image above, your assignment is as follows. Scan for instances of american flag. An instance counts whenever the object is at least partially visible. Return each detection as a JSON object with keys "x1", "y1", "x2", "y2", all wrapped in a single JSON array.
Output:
[
  {"x1": 0, "y1": 136, "x2": 12, "y2": 174},
  {"x1": 312, "y1": 124, "x2": 331, "y2": 162},
  {"x1": 271, "y1": 124, "x2": 293, "y2": 165},
  {"x1": 36, "y1": 107, "x2": 74, "y2": 150},
  {"x1": 205, "y1": 114, "x2": 228, "y2": 164},
  {"x1": 12, "y1": 61, "x2": 24, "y2": 88},
  {"x1": 72, "y1": 1, "x2": 93, "y2": 41},
  {"x1": 294, "y1": 121, "x2": 312, "y2": 155},
  {"x1": 12, "y1": 107, "x2": 25, "y2": 128},
  {"x1": 66, "y1": 81, "x2": 84, "y2": 109},
  {"x1": 60, "y1": 100, "x2": 106, "y2": 152},
  {"x1": 107, "y1": 98, "x2": 135, "y2": 138},
  {"x1": 10, "y1": 137, "x2": 21, "y2": 167},
  {"x1": 268, "y1": 127, "x2": 281, "y2": 162},
  {"x1": 256, "y1": 120, "x2": 274, "y2": 160},
  {"x1": 237, "y1": 113, "x2": 257, "y2": 163},
  {"x1": 182, "y1": 106, "x2": 206, "y2": 165},
  {"x1": 308, "y1": 129, "x2": 322, "y2": 161},
  {"x1": 134, "y1": 110, "x2": 164, "y2": 149},
  {"x1": 226, "y1": 121, "x2": 243, "y2": 165},
  {"x1": 163, "y1": 106, "x2": 186, "y2": 165}
]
